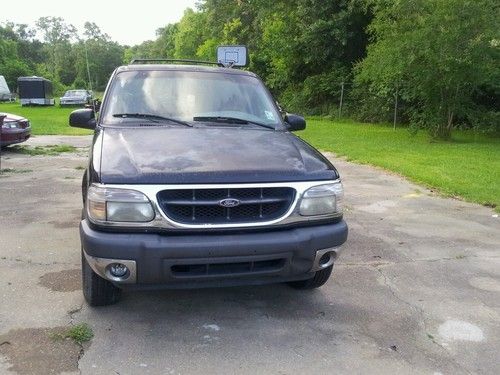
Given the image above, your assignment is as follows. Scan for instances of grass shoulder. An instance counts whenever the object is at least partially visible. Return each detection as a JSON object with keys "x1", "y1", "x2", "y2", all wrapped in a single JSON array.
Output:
[
  {"x1": 299, "y1": 118, "x2": 500, "y2": 212},
  {"x1": 0, "y1": 102, "x2": 93, "y2": 136}
]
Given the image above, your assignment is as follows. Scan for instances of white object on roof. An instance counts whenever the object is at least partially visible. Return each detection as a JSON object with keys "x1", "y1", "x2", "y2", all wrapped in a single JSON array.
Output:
[{"x1": 217, "y1": 45, "x2": 248, "y2": 67}]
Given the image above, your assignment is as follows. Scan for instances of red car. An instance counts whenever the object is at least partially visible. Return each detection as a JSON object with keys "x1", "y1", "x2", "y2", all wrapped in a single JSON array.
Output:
[{"x1": 0, "y1": 112, "x2": 31, "y2": 147}]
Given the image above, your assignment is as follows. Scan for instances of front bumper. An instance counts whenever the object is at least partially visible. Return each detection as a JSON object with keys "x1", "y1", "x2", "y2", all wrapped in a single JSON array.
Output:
[
  {"x1": 60, "y1": 100, "x2": 87, "y2": 105},
  {"x1": 0, "y1": 128, "x2": 31, "y2": 146},
  {"x1": 80, "y1": 220, "x2": 348, "y2": 289}
]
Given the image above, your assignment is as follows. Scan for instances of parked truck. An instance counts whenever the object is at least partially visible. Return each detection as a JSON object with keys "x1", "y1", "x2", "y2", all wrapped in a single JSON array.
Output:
[{"x1": 70, "y1": 47, "x2": 348, "y2": 306}]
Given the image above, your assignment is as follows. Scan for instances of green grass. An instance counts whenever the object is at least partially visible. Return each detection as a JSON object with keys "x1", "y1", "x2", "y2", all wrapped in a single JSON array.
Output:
[
  {"x1": 0, "y1": 168, "x2": 33, "y2": 174},
  {"x1": 50, "y1": 323, "x2": 93, "y2": 345},
  {"x1": 9, "y1": 144, "x2": 77, "y2": 156},
  {"x1": 298, "y1": 118, "x2": 500, "y2": 212},
  {"x1": 0, "y1": 102, "x2": 92, "y2": 135},
  {"x1": 65, "y1": 324, "x2": 93, "y2": 344}
]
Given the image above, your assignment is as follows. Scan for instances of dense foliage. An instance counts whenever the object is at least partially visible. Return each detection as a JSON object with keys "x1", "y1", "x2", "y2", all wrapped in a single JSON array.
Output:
[
  {"x1": 0, "y1": 18, "x2": 123, "y2": 93},
  {"x1": 1, "y1": 0, "x2": 498, "y2": 138},
  {"x1": 356, "y1": 0, "x2": 499, "y2": 138},
  {"x1": 127, "y1": 0, "x2": 499, "y2": 137}
]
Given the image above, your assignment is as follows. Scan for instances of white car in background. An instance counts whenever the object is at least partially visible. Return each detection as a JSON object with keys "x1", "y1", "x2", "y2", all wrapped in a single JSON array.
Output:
[{"x1": 60, "y1": 89, "x2": 92, "y2": 106}]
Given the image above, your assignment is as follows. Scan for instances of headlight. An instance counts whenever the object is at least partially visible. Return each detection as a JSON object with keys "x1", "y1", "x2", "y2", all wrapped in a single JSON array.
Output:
[
  {"x1": 299, "y1": 182, "x2": 343, "y2": 216},
  {"x1": 87, "y1": 185, "x2": 155, "y2": 222},
  {"x1": 2, "y1": 121, "x2": 19, "y2": 129}
]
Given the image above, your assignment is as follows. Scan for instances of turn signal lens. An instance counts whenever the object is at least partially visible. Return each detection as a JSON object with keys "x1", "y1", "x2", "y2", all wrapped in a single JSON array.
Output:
[{"x1": 88, "y1": 200, "x2": 106, "y2": 221}]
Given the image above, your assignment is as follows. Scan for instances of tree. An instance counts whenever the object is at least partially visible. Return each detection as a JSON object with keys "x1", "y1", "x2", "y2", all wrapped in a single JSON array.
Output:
[
  {"x1": 6, "y1": 23, "x2": 45, "y2": 69},
  {"x1": 173, "y1": 8, "x2": 208, "y2": 59},
  {"x1": 83, "y1": 22, "x2": 110, "y2": 41},
  {"x1": 356, "y1": 0, "x2": 499, "y2": 138},
  {"x1": 36, "y1": 17, "x2": 77, "y2": 44},
  {"x1": 75, "y1": 22, "x2": 124, "y2": 90},
  {"x1": 35, "y1": 17, "x2": 77, "y2": 81},
  {"x1": 74, "y1": 25, "x2": 124, "y2": 91},
  {"x1": 0, "y1": 27, "x2": 31, "y2": 90},
  {"x1": 155, "y1": 24, "x2": 179, "y2": 58},
  {"x1": 123, "y1": 41, "x2": 157, "y2": 63}
]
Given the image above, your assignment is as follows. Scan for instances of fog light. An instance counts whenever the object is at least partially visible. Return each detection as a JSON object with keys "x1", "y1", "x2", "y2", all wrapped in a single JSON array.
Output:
[
  {"x1": 319, "y1": 253, "x2": 331, "y2": 266},
  {"x1": 108, "y1": 263, "x2": 128, "y2": 278}
]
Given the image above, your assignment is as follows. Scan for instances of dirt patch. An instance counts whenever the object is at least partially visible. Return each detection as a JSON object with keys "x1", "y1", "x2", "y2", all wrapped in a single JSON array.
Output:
[
  {"x1": 48, "y1": 220, "x2": 79, "y2": 229},
  {"x1": 39, "y1": 269, "x2": 81, "y2": 292},
  {"x1": 0, "y1": 327, "x2": 84, "y2": 375},
  {"x1": 49, "y1": 212, "x2": 81, "y2": 229}
]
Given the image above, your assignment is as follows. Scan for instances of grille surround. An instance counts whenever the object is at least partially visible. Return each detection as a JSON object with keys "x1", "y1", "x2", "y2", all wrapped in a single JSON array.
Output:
[{"x1": 157, "y1": 187, "x2": 295, "y2": 225}]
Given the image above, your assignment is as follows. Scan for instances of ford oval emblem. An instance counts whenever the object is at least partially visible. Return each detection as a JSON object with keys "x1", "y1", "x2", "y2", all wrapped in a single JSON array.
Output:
[{"x1": 219, "y1": 198, "x2": 240, "y2": 208}]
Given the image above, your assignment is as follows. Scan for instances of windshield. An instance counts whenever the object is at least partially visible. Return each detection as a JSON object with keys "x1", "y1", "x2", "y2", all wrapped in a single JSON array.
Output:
[{"x1": 101, "y1": 70, "x2": 282, "y2": 127}]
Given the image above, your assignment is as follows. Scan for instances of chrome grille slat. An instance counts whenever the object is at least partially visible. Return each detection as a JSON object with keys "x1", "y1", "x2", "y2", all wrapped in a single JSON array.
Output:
[
  {"x1": 160, "y1": 197, "x2": 289, "y2": 206},
  {"x1": 157, "y1": 187, "x2": 295, "y2": 224}
]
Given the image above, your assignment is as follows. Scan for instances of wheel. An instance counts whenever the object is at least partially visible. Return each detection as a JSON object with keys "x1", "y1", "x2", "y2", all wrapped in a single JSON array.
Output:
[
  {"x1": 287, "y1": 265, "x2": 333, "y2": 289},
  {"x1": 82, "y1": 250, "x2": 121, "y2": 306}
]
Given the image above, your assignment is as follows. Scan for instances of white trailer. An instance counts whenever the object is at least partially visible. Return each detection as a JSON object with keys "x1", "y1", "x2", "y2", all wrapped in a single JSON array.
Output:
[{"x1": 0, "y1": 75, "x2": 14, "y2": 102}]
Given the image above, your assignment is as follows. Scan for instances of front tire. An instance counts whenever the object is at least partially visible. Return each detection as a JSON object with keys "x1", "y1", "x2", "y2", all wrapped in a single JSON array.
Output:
[
  {"x1": 82, "y1": 250, "x2": 121, "y2": 306},
  {"x1": 287, "y1": 265, "x2": 333, "y2": 289}
]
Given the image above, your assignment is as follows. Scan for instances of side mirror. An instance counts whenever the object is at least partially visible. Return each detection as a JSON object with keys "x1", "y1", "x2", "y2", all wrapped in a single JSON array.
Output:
[
  {"x1": 284, "y1": 114, "x2": 306, "y2": 131},
  {"x1": 70, "y1": 109, "x2": 96, "y2": 130}
]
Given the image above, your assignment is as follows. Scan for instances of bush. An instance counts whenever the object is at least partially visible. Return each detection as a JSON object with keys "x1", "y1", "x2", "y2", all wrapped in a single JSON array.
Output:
[
  {"x1": 348, "y1": 83, "x2": 394, "y2": 123},
  {"x1": 72, "y1": 78, "x2": 87, "y2": 89},
  {"x1": 0, "y1": 59, "x2": 31, "y2": 91},
  {"x1": 279, "y1": 68, "x2": 350, "y2": 116}
]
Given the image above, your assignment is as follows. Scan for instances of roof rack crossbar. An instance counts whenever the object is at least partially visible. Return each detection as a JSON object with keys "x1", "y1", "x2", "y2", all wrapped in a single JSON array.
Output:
[{"x1": 130, "y1": 58, "x2": 223, "y2": 67}]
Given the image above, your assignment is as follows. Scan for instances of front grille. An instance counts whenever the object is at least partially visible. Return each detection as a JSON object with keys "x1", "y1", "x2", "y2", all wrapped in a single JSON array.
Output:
[
  {"x1": 171, "y1": 258, "x2": 286, "y2": 277},
  {"x1": 157, "y1": 187, "x2": 295, "y2": 225}
]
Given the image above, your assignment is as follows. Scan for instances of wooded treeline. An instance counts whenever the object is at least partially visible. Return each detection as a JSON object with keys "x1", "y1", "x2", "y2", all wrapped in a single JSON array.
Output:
[
  {"x1": 1, "y1": 0, "x2": 498, "y2": 138},
  {"x1": 0, "y1": 18, "x2": 123, "y2": 95}
]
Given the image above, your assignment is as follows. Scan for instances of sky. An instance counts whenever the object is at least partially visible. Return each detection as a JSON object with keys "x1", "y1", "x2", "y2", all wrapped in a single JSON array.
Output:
[{"x1": 1, "y1": 0, "x2": 198, "y2": 45}]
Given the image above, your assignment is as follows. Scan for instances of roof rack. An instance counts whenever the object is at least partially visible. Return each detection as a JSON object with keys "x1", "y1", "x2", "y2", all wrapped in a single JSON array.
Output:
[{"x1": 129, "y1": 58, "x2": 223, "y2": 67}]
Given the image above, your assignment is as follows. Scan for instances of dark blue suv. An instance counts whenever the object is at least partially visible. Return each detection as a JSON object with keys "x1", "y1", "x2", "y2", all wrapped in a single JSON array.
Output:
[{"x1": 70, "y1": 61, "x2": 348, "y2": 305}]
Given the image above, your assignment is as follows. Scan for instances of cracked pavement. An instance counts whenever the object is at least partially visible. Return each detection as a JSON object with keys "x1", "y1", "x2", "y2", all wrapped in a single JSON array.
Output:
[{"x1": 0, "y1": 136, "x2": 499, "y2": 374}]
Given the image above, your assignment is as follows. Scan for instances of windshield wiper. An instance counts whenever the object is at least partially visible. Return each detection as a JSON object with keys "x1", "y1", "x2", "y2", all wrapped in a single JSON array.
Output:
[
  {"x1": 112, "y1": 113, "x2": 192, "y2": 127},
  {"x1": 193, "y1": 116, "x2": 273, "y2": 129}
]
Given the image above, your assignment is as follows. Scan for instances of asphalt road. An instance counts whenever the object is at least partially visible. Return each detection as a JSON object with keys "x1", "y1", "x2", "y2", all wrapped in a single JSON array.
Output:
[{"x1": 0, "y1": 136, "x2": 499, "y2": 375}]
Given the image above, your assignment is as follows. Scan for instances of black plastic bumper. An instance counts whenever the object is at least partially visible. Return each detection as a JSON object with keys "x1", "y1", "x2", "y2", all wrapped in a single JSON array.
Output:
[{"x1": 80, "y1": 220, "x2": 348, "y2": 288}]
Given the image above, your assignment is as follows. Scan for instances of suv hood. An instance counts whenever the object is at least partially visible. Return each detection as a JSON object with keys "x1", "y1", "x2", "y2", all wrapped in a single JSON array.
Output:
[{"x1": 98, "y1": 127, "x2": 338, "y2": 184}]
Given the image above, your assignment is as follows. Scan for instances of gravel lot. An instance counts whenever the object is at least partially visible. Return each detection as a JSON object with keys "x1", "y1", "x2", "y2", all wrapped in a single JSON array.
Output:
[{"x1": 0, "y1": 135, "x2": 499, "y2": 374}]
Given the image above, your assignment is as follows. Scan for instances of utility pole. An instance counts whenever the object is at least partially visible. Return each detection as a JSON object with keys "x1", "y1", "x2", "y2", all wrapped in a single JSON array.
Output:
[
  {"x1": 84, "y1": 40, "x2": 98, "y2": 114},
  {"x1": 338, "y1": 81, "x2": 345, "y2": 118},
  {"x1": 393, "y1": 86, "x2": 399, "y2": 130},
  {"x1": 0, "y1": 114, "x2": 6, "y2": 172},
  {"x1": 84, "y1": 41, "x2": 93, "y2": 94}
]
